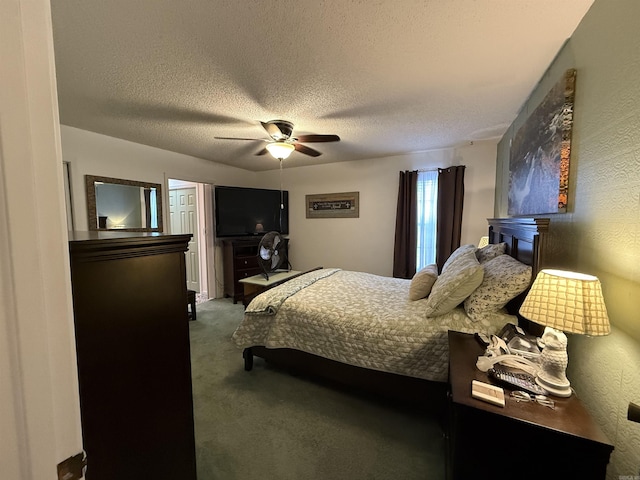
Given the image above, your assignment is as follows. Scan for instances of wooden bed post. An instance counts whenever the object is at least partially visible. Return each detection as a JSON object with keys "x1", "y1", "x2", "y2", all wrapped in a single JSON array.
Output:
[{"x1": 243, "y1": 348, "x2": 254, "y2": 371}]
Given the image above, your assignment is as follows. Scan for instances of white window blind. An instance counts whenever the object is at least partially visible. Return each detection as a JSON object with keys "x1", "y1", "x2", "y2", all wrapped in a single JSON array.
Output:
[{"x1": 416, "y1": 170, "x2": 438, "y2": 270}]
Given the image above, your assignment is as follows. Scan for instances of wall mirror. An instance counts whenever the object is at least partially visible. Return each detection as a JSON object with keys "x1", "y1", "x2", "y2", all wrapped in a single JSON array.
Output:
[{"x1": 85, "y1": 175, "x2": 163, "y2": 232}]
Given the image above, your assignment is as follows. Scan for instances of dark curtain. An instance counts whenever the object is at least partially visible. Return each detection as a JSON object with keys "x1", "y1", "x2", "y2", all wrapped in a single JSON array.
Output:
[
  {"x1": 393, "y1": 170, "x2": 418, "y2": 279},
  {"x1": 436, "y1": 166, "x2": 465, "y2": 271}
]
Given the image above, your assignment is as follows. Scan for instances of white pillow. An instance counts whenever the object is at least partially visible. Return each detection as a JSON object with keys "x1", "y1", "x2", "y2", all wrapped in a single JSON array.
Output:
[
  {"x1": 442, "y1": 244, "x2": 477, "y2": 273},
  {"x1": 425, "y1": 250, "x2": 484, "y2": 317},
  {"x1": 464, "y1": 254, "x2": 532, "y2": 322},
  {"x1": 409, "y1": 264, "x2": 438, "y2": 301}
]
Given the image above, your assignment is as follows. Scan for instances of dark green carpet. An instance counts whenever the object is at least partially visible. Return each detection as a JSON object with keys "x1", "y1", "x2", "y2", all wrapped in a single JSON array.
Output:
[{"x1": 189, "y1": 298, "x2": 446, "y2": 479}]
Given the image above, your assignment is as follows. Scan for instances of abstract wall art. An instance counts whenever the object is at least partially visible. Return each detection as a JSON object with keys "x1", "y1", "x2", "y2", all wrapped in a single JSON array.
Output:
[{"x1": 508, "y1": 69, "x2": 576, "y2": 216}]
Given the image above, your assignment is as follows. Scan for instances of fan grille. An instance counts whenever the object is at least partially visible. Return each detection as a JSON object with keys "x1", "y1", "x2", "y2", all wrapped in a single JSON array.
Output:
[{"x1": 257, "y1": 231, "x2": 288, "y2": 280}]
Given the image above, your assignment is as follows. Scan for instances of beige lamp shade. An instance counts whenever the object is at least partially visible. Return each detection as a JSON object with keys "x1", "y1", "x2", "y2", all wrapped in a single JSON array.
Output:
[{"x1": 519, "y1": 269, "x2": 610, "y2": 336}]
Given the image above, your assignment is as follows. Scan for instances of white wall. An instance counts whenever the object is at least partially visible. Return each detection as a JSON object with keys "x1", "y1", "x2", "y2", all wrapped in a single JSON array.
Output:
[
  {"x1": 61, "y1": 127, "x2": 497, "y2": 284},
  {"x1": 60, "y1": 125, "x2": 258, "y2": 232},
  {"x1": 258, "y1": 141, "x2": 497, "y2": 276},
  {"x1": 61, "y1": 127, "x2": 264, "y2": 298}
]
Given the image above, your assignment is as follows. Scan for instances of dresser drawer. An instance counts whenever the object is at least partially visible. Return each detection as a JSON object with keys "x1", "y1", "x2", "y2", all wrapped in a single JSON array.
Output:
[
  {"x1": 235, "y1": 255, "x2": 258, "y2": 270},
  {"x1": 223, "y1": 238, "x2": 287, "y2": 304},
  {"x1": 236, "y1": 267, "x2": 261, "y2": 281}
]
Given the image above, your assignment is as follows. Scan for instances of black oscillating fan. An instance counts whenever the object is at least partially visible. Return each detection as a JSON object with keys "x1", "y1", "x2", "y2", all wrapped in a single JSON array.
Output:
[{"x1": 257, "y1": 231, "x2": 290, "y2": 280}]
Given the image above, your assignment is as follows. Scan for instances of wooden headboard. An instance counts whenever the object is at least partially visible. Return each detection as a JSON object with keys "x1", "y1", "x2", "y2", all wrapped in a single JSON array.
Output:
[{"x1": 487, "y1": 217, "x2": 549, "y2": 279}]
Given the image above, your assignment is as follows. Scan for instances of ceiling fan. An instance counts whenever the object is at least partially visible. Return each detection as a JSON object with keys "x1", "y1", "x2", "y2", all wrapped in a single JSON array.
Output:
[{"x1": 215, "y1": 120, "x2": 340, "y2": 159}]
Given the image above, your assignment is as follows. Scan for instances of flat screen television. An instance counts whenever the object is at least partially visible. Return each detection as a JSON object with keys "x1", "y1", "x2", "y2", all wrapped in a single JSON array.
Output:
[{"x1": 214, "y1": 185, "x2": 289, "y2": 237}]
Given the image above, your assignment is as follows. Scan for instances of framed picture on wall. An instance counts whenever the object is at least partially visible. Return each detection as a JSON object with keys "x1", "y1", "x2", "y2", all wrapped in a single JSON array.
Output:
[
  {"x1": 306, "y1": 192, "x2": 359, "y2": 218},
  {"x1": 508, "y1": 68, "x2": 576, "y2": 216}
]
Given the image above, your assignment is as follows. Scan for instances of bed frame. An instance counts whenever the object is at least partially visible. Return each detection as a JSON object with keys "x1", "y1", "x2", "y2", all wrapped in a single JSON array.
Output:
[{"x1": 242, "y1": 217, "x2": 549, "y2": 403}]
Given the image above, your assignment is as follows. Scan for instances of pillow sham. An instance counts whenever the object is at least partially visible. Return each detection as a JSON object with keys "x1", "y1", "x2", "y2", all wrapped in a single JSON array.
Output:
[
  {"x1": 441, "y1": 244, "x2": 477, "y2": 273},
  {"x1": 464, "y1": 254, "x2": 532, "y2": 322},
  {"x1": 409, "y1": 264, "x2": 438, "y2": 301},
  {"x1": 425, "y1": 250, "x2": 484, "y2": 317},
  {"x1": 475, "y1": 242, "x2": 507, "y2": 264}
]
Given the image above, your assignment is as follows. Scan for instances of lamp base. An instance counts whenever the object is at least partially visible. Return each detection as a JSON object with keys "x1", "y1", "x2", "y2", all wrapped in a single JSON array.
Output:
[
  {"x1": 536, "y1": 374, "x2": 572, "y2": 398},
  {"x1": 535, "y1": 327, "x2": 572, "y2": 398}
]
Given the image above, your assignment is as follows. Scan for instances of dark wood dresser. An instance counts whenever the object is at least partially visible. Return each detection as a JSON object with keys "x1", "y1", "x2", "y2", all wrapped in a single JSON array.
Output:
[
  {"x1": 222, "y1": 237, "x2": 289, "y2": 303},
  {"x1": 68, "y1": 232, "x2": 196, "y2": 480}
]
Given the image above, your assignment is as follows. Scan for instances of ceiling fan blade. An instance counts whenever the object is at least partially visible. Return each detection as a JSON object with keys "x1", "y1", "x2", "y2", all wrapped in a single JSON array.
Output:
[
  {"x1": 261, "y1": 121, "x2": 283, "y2": 139},
  {"x1": 214, "y1": 137, "x2": 263, "y2": 141},
  {"x1": 294, "y1": 143, "x2": 322, "y2": 157},
  {"x1": 295, "y1": 134, "x2": 340, "y2": 143},
  {"x1": 255, "y1": 148, "x2": 269, "y2": 156}
]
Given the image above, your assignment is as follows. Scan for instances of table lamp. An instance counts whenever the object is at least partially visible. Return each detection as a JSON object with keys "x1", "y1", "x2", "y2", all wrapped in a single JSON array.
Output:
[{"x1": 518, "y1": 269, "x2": 610, "y2": 397}]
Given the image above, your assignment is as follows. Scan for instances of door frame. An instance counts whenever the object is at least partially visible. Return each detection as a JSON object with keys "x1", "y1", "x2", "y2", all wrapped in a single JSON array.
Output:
[
  {"x1": 1, "y1": 0, "x2": 84, "y2": 476},
  {"x1": 167, "y1": 177, "x2": 216, "y2": 300}
]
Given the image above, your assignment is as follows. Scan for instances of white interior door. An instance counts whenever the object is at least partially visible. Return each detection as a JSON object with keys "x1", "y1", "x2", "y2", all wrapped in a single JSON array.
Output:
[{"x1": 170, "y1": 188, "x2": 200, "y2": 292}]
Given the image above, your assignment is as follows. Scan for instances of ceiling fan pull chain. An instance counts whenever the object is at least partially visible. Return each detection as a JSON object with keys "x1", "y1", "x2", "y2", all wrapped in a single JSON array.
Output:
[{"x1": 280, "y1": 158, "x2": 284, "y2": 209}]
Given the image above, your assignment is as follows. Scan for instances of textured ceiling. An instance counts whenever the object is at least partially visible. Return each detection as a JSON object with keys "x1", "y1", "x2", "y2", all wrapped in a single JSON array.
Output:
[{"x1": 50, "y1": 0, "x2": 594, "y2": 171}]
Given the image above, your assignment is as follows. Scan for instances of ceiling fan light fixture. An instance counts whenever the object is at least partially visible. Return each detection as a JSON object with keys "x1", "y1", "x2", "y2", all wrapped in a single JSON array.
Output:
[{"x1": 266, "y1": 142, "x2": 295, "y2": 160}]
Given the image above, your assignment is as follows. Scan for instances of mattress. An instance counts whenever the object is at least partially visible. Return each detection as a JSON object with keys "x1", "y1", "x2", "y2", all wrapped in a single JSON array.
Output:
[{"x1": 232, "y1": 268, "x2": 515, "y2": 382}]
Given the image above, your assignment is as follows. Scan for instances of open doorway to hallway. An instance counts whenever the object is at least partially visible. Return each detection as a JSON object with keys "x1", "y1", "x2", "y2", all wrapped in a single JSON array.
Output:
[{"x1": 168, "y1": 178, "x2": 213, "y2": 303}]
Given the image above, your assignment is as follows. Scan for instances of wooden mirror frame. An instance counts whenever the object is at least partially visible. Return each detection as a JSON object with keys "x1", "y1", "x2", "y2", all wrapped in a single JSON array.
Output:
[{"x1": 85, "y1": 175, "x2": 163, "y2": 232}]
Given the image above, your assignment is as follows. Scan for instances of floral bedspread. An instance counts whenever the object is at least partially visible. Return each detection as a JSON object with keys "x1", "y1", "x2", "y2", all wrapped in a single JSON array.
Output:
[{"x1": 232, "y1": 269, "x2": 512, "y2": 382}]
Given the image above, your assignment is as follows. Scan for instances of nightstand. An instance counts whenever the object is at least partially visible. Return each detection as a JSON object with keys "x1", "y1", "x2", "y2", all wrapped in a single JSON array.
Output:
[{"x1": 446, "y1": 330, "x2": 613, "y2": 480}]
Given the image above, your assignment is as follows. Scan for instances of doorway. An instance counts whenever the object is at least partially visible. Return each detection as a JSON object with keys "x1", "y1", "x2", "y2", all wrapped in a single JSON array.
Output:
[{"x1": 168, "y1": 178, "x2": 212, "y2": 301}]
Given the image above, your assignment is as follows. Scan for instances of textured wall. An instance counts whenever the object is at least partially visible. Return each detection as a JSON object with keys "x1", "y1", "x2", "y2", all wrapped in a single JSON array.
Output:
[{"x1": 495, "y1": 1, "x2": 640, "y2": 477}]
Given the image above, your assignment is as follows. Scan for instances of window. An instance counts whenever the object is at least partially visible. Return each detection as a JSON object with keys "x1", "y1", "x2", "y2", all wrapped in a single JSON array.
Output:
[{"x1": 416, "y1": 170, "x2": 438, "y2": 270}]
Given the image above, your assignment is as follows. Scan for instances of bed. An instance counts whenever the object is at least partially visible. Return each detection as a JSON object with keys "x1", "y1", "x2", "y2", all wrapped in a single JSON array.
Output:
[{"x1": 231, "y1": 217, "x2": 549, "y2": 401}]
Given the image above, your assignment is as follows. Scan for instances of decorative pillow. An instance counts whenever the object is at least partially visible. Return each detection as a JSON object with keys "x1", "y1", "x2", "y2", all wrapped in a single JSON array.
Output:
[
  {"x1": 475, "y1": 242, "x2": 507, "y2": 264},
  {"x1": 464, "y1": 254, "x2": 532, "y2": 322},
  {"x1": 409, "y1": 264, "x2": 438, "y2": 301},
  {"x1": 425, "y1": 250, "x2": 484, "y2": 317},
  {"x1": 442, "y1": 244, "x2": 477, "y2": 273}
]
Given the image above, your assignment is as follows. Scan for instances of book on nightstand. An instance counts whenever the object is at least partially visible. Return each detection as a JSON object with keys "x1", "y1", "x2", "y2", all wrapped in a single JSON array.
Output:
[{"x1": 471, "y1": 380, "x2": 505, "y2": 407}]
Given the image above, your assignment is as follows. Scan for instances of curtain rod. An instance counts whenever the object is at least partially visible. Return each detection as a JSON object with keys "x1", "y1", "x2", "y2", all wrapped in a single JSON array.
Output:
[{"x1": 414, "y1": 165, "x2": 465, "y2": 173}]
